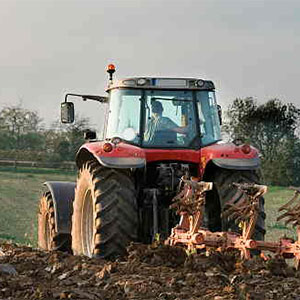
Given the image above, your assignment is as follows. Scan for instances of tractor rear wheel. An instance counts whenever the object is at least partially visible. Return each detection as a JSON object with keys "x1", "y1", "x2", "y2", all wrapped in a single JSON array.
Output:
[
  {"x1": 38, "y1": 192, "x2": 72, "y2": 252},
  {"x1": 206, "y1": 169, "x2": 265, "y2": 240},
  {"x1": 71, "y1": 161, "x2": 138, "y2": 258}
]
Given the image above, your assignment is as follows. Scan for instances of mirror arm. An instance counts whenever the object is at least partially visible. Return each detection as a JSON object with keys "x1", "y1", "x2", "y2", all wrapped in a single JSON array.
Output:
[
  {"x1": 64, "y1": 93, "x2": 108, "y2": 103},
  {"x1": 64, "y1": 93, "x2": 82, "y2": 103},
  {"x1": 82, "y1": 95, "x2": 108, "y2": 102}
]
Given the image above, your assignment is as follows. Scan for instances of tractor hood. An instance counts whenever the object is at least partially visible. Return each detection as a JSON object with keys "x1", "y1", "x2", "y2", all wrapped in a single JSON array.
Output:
[{"x1": 76, "y1": 141, "x2": 146, "y2": 169}]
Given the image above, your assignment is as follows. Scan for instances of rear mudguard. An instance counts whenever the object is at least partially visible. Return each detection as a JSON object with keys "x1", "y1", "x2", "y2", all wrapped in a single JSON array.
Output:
[
  {"x1": 43, "y1": 181, "x2": 75, "y2": 234},
  {"x1": 211, "y1": 157, "x2": 260, "y2": 170},
  {"x1": 76, "y1": 141, "x2": 146, "y2": 169},
  {"x1": 201, "y1": 142, "x2": 260, "y2": 175}
]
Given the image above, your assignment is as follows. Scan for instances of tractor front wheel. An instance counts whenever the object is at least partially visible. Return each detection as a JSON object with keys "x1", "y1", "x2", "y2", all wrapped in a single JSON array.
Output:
[
  {"x1": 71, "y1": 161, "x2": 138, "y2": 258},
  {"x1": 38, "y1": 192, "x2": 71, "y2": 252}
]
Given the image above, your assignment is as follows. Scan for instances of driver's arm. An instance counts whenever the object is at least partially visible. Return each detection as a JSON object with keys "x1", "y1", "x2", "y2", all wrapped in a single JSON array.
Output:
[
  {"x1": 164, "y1": 117, "x2": 188, "y2": 134},
  {"x1": 172, "y1": 126, "x2": 188, "y2": 134}
]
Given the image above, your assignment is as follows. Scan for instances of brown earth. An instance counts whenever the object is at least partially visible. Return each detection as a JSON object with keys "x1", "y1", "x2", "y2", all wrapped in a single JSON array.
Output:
[{"x1": 0, "y1": 241, "x2": 300, "y2": 300}]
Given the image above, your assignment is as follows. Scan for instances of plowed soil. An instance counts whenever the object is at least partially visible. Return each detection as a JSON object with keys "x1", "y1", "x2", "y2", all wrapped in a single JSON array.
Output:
[{"x1": 1, "y1": 241, "x2": 300, "y2": 300}]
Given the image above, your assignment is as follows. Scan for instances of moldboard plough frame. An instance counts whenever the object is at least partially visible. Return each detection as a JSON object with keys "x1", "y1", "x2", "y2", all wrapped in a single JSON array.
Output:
[{"x1": 166, "y1": 178, "x2": 300, "y2": 269}]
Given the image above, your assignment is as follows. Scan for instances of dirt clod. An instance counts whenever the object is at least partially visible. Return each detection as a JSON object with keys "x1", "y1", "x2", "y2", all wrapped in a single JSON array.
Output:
[{"x1": 0, "y1": 263, "x2": 17, "y2": 275}]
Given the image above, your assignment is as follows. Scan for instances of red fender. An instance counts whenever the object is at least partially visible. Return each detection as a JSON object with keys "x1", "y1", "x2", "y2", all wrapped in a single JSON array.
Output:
[
  {"x1": 76, "y1": 141, "x2": 146, "y2": 169},
  {"x1": 200, "y1": 142, "x2": 260, "y2": 175}
]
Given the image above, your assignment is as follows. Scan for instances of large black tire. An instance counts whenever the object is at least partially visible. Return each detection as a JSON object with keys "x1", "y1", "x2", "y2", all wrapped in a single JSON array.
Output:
[
  {"x1": 206, "y1": 169, "x2": 266, "y2": 240},
  {"x1": 38, "y1": 191, "x2": 72, "y2": 252},
  {"x1": 71, "y1": 161, "x2": 138, "y2": 258}
]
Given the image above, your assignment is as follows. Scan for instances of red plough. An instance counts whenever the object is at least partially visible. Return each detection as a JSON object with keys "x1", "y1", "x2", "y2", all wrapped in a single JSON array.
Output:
[{"x1": 166, "y1": 178, "x2": 300, "y2": 269}]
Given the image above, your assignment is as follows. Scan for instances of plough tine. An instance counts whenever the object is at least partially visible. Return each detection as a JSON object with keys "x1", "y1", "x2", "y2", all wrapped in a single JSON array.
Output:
[
  {"x1": 278, "y1": 189, "x2": 300, "y2": 212},
  {"x1": 290, "y1": 186, "x2": 300, "y2": 193},
  {"x1": 293, "y1": 220, "x2": 300, "y2": 227},
  {"x1": 284, "y1": 217, "x2": 297, "y2": 226},
  {"x1": 278, "y1": 211, "x2": 294, "y2": 222}
]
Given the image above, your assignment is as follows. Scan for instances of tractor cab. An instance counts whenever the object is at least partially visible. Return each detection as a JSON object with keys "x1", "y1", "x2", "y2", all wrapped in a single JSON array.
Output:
[
  {"x1": 105, "y1": 77, "x2": 222, "y2": 148},
  {"x1": 61, "y1": 68, "x2": 222, "y2": 149}
]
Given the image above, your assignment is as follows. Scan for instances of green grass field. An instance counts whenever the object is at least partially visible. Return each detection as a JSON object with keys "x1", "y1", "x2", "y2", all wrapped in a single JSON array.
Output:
[
  {"x1": 0, "y1": 167, "x2": 76, "y2": 246},
  {"x1": 0, "y1": 167, "x2": 297, "y2": 246}
]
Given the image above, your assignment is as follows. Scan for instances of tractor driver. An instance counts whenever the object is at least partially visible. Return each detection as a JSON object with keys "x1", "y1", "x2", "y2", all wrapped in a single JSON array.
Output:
[{"x1": 144, "y1": 101, "x2": 188, "y2": 144}]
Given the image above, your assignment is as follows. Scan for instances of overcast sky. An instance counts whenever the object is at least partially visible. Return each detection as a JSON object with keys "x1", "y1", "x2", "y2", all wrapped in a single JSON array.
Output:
[{"x1": 0, "y1": 0, "x2": 299, "y2": 130}]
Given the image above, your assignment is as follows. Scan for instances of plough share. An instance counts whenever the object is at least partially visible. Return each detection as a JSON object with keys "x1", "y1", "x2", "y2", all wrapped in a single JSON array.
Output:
[{"x1": 166, "y1": 177, "x2": 300, "y2": 269}]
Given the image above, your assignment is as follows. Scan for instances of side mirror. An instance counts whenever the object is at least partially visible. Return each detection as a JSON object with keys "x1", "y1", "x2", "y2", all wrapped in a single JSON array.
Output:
[
  {"x1": 217, "y1": 104, "x2": 222, "y2": 125},
  {"x1": 61, "y1": 102, "x2": 74, "y2": 123}
]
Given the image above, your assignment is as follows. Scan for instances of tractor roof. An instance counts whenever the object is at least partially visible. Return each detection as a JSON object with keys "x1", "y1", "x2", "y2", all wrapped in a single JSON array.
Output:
[{"x1": 106, "y1": 77, "x2": 215, "y2": 91}]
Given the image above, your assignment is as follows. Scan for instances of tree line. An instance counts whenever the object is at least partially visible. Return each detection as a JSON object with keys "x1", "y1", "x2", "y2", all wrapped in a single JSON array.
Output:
[
  {"x1": 223, "y1": 98, "x2": 300, "y2": 186},
  {"x1": 0, "y1": 103, "x2": 90, "y2": 162},
  {"x1": 0, "y1": 99, "x2": 299, "y2": 186}
]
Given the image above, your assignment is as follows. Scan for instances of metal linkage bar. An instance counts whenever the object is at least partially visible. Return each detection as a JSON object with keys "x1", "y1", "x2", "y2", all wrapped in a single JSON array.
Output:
[{"x1": 144, "y1": 188, "x2": 160, "y2": 240}]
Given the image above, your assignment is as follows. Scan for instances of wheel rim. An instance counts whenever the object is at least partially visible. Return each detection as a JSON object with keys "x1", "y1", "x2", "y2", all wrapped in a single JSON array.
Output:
[{"x1": 82, "y1": 189, "x2": 94, "y2": 257}]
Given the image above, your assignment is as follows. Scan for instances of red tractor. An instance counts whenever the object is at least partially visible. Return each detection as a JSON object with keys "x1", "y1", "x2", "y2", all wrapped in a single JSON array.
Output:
[{"x1": 38, "y1": 65, "x2": 265, "y2": 257}]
